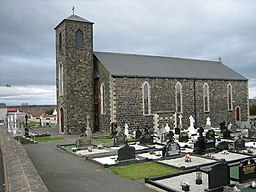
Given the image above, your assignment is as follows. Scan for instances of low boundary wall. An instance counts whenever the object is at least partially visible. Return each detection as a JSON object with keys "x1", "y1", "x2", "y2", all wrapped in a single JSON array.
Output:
[{"x1": 0, "y1": 125, "x2": 49, "y2": 192}]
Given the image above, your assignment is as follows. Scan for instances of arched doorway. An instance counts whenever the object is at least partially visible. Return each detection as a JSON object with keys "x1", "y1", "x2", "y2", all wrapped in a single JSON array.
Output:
[
  {"x1": 60, "y1": 107, "x2": 64, "y2": 133},
  {"x1": 235, "y1": 106, "x2": 241, "y2": 122}
]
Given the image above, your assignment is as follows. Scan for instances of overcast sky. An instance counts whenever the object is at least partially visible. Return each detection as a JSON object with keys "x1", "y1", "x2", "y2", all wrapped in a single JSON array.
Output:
[{"x1": 0, "y1": 0, "x2": 255, "y2": 106}]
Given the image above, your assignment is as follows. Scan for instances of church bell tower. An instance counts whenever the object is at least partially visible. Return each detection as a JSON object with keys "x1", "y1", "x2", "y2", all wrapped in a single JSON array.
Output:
[{"x1": 55, "y1": 13, "x2": 94, "y2": 134}]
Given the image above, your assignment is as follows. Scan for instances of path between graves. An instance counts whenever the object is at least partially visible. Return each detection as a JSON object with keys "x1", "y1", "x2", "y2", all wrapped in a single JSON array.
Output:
[{"x1": 24, "y1": 128, "x2": 154, "y2": 192}]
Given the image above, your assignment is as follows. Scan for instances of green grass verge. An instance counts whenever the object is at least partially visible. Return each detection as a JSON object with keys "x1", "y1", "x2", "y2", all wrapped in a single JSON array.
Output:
[
  {"x1": 93, "y1": 138, "x2": 113, "y2": 143},
  {"x1": 35, "y1": 136, "x2": 65, "y2": 142},
  {"x1": 28, "y1": 121, "x2": 39, "y2": 127},
  {"x1": 241, "y1": 188, "x2": 256, "y2": 192},
  {"x1": 108, "y1": 162, "x2": 181, "y2": 180}
]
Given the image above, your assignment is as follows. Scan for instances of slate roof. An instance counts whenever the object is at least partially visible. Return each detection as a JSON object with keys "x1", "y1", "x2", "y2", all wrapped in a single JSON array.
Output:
[
  {"x1": 55, "y1": 14, "x2": 93, "y2": 29},
  {"x1": 94, "y1": 52, "x2": 247, "y2": 81}
]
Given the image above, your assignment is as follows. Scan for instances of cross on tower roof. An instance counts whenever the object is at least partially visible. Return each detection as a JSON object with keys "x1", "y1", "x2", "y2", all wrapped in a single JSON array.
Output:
[{"x1": 72, "y1": 6, "x2": 75, "y2": 15}]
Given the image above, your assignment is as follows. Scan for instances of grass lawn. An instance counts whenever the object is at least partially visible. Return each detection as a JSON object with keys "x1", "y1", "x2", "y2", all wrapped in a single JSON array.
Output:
[
  {"x1": 93, "y1": 138, "x2": 112, "y2": 143},
  {"x1": 28, "y1": 121, "x2": 39, "y2": 127},
  {"x1": 108, "y1": 162, "x2": 181, "y2": 180},
  {"x1": 35, "y1": 136, "x2": 65, "y2": 142},
  {"x1": 241, "y1": 188, "x2": 256, "y2": 192}
]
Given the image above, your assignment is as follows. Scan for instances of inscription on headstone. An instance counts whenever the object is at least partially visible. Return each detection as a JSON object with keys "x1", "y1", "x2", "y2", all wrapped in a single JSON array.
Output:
[
  {"x1": 239, "y1": 159, "x2": 256, "y2": 183},
  {"x1": 162, "y1": 142, "x2": 180, "y2": 157}
]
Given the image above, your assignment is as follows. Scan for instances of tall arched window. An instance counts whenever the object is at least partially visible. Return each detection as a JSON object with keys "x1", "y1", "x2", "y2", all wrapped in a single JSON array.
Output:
[
  {"x1": 175, "y1": 82, "x2": 182, "y2": 113},
  {"x1": 59, "y1": 62, "x2": 63, "y2": 96},
  {"x1": 100, "y1": 83, "x2": 105, "y2": 114},
  {"x1": 143, "y1": 82, "x2": 150, "y2": 115},
  {"x1": 59, "y1": 32, "x2": 62, "y2": 51},
  {"x1": 203, "y1": 83, "x2": 210, "y2": 112},
  {"x1": 76, "y1": 29, "x2": 84, "y2": 48},
  {"x1": 227, "y1": 83, "x2": 233, "y2": 110}
]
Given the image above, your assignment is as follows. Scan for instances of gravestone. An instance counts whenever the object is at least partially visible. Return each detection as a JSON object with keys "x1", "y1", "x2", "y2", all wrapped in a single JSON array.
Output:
[
  {"x1": 124, "y1": 123, "x2": 129, "y2": 138},
  {"x1": 205, "y1": 117, "x2": 211, "y2": 130},
  {"x1": 139, "y1": 128, "x2": 153, "y2": 145},
  {"x1": 193, "y1": 137, "x2": 205, "y2": 154},
  {"x1": 223, "y1": 129, "x2": 231, "y2": 139},
  {"x1": 220, "y1": 121, "x2": 227, "y2": 133},
  {"x1": 76, "y1": 137, "x2": 92, "y2": 148},
  {"x1": 248, "y1": 128, "x2": 256, "y2": 138},
  {"x1": 179, "y1": 132, "x2": 189, "y2": 142},
  {"x1": 164, "y1": 124, "x2": 170, "y2": 132},
  {"x1": 135, "y1": 128, "x2": 142, "y2": 139},
  {"x1": 175, "y1": 127, "x2": 180, "y2": 135},
  {"x1": 239, "y1": 159, "x2": 256, "y2": 183},
  {"x1": 110, "y1": 122, "x2": 117, "y2": 137},
  {"x1": 162, "y1": 141, "x2": 180, "y2": 157},
  {"x1": 206, "y1": 129, "x2": 215, "y2": 142},
  {"x1": 204, "y1": 140, "x2": 216, "y2": 153},
  {"x1": 234, "y1": 137, "x2": 245, "y2": 151},
  {"x1": 117, "y1": 143, "x2": 136, "y2": 161},
  {"x1": 207, "y1": 162, "x2": 230, "y2": 189},
  {"x1": 231, "y1": 123, "x2": 239, "y2": 132},
  {"x1": 165, "y1": 131, "x2": 174, "y2": 142},
  {"x1": 113, "y1": 126, "x2": 126, "y2": 146},
  {"x1": 217, "y1": 141, "x2": 229, "y2": 151}
]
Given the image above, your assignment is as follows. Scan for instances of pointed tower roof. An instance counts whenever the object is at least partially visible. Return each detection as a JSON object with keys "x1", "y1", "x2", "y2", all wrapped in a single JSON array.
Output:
[{"x1": 55, "y1": 14, "x2": 93, "y2": 30}]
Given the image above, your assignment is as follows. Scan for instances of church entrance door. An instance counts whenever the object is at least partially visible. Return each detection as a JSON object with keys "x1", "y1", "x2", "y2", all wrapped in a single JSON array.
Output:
[
  {"x1": 60, "y1": 107, "x2": 64, "y2": 133},
  {"x1": 235, "y1": 106, "x2": 241, "y2": 122}
]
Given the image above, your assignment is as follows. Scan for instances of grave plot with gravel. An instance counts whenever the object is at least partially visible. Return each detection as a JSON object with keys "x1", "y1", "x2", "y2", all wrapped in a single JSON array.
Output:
[
  {"x1": 208, "y1": 152, "x2": 251, "y2": 162},
  {"x1": 158, "y1": 155, "x2": 218, "y2": 169},
  {"x1": 147, "y1": 171, "x2": 209, "y2": 192}
]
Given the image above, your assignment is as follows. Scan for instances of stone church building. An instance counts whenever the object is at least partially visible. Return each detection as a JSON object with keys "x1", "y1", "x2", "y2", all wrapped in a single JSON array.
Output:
[{"x1": 55, "y1": 14, "x2": 249, "y2": 134}]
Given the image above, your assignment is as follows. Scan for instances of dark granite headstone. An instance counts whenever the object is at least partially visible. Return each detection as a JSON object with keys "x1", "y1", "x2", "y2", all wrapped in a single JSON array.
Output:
[
  {"x1": 217, "y1": 141, "x2": 229, "y2": 151},
  {"x1": 139, "y1": 129, "x2": 153, "y2": 145},
  {"x1": 234, "y1": 137, "x2": 245, "y2": 151},
  {"x1": 206, "y1": 129, "x2": 215, "y2": 142},
  {"x1": 110, "y1": 122, "x2": 117, "y2": 137},
  {"x1": 135, "y1": 128, "x2": 142, "y2": 139},
  {"x1": 193, "y1": 138, "x2": 205, "y2": 154},
  {"x1": 175, "y1": 127, "x2": 180, "y2": 135},
  {"x1": 223, "y1": 129, "x2": 231, "y2": 139},
  {"x1": 117, "y1": 143, "x2": 135, "y2": 161},
  {"x1": 239, "y1": 159, "x2": 256, "y2": 183},
  {"x1": 248, "y1": 128, "x2": 256, "y2": 138},
  {"x1": 165, "y1": 131, "x2": 174, "y2": 143},
  {"x1": 220, "y1": 121, "x2": 227, "y2": 133},
  {"x1": 24, "y1": 127, "x2": 29, "y2": 137},
  {"x1": 208, "y1": 162, "x2": 230, "y2": 189},
  {"x1": 162, "y1": 142, "x2": 180, "y2": 157},
  {"x1": 179, "y1": 132, "x2": 189, "y2": 142},
  {"x1": 204, "y1": 140, "x2": 216, "y2": 153},
  {"x1": 198, "y1": 127, "x2": 204, "y2": 138}
]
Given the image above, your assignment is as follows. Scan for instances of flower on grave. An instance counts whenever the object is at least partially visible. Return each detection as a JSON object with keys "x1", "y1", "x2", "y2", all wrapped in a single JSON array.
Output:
[
  {"x1": 221, "y1": 150, "x2": 229, "y2": 155},
  {"x1": 97, "y1": 144, "x2": 103, "y2": 149},
  {"x1": 185, "y1": 154, "x2": 191, "y2": 162}
]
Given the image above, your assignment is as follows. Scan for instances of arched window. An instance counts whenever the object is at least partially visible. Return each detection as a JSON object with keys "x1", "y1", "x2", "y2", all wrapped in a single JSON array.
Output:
[
  {"x1": 59, "y1": 32, "x2": 62, "y2": 51},
  {"x1": 227, "y1": 84, "x2": 233, "y2": 110},
  {"x1": 100, "y1": 83, "x2": 105, "y2": 114},
  {"x1": 59, "y1": 62, "x2": 64, "y2": 95},
  {"x1": 175, "y1": 82, "x2": 182, "y2": 113},
  {"x1": 76, "y1": 29, "x2": 84, "y2": 48},
  {"x1": 143, "y1": 82, "x2": 150, "y2": 115},
  {"x1": 203, "y1": 83, "x2": 210, "y2": 112}
]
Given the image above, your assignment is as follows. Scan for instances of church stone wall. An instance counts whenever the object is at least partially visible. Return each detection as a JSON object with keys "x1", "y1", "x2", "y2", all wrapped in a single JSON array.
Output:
[{"x1": 104, "y1": 77, "x2": 248, "y2": 132}]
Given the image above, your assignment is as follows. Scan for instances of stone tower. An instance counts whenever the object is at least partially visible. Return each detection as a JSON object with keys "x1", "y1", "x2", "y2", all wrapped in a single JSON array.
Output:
[{"x1": 55, "y1": 14, "x2": 94, "y2": 134}]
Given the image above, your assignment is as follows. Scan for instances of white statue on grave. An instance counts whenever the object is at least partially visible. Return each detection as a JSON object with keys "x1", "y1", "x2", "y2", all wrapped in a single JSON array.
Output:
[
  {"x1": 124, "y1": 123, "x2": 129, "y2": 138},
  {"x1": 228, "y1": 122, "x2": 232, "y2": 130},
  {"x1": 165, "y1": 123, "x2": 170, "y2": 132},
  {"x1": 206, "y1": 117, "x2": 211, "y2": 126},
  {"x1": 188, "y1": 115, "x2": 196, "y2": 135},
  {"x1": 86, "y1": 114, "x2": 92, "y2": 138},
  {"x1": 178, "y1": 114, "x2": 183, "y2": 128}
]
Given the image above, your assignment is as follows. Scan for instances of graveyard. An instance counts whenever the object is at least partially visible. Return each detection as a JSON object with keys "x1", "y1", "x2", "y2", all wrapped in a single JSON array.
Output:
[{"x1": 55, "y1": 116, "x2": 256, "y2": 192}]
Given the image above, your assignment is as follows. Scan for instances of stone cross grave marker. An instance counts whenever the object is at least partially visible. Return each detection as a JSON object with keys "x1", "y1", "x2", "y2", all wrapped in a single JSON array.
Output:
[
  {"x1": 223, "y1": 129, "x2": 231, "y2": 139},
  {"x1": 205, "y1": 117, "x2": 211, "y2": 130},
  {"x1": 178, "y1": 114, "x2": 183, "y2": 129},
  {"x1": 139, "y1": 128, "x2": 153, "y2": 145},
  {"x1": 124, "y1": 123, "x2": 129, "y2": 138},
  {"x1": 207, "y1": 162, "x2": 230, "y2": 189},
  {"x1": 239, "y1": 159, "x2": 256, "y2": 183},
  {"x1": 117, "y1": 143, "x2": 135, "y2": 161},
  {"x1": 220, "y1": 121, "x2": 227, "y2": 133},
  {"x1": 135, "y1": 128, "x2": 142, "y2": 139}
]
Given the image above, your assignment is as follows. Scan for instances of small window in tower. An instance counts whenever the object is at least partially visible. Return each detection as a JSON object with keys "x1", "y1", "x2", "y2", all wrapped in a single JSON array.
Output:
[
  {"x1": 59, "y1": 32, "x2": 62, "y2": 51},
  {"x1": 100, "y1": 83, "x2": 106, "y2": 115},
  {"x1": 59, "y1": 62, "x2": 64, "y2": 96},
  {"x1": 227, "y1": 83, "x2": 233, "y2": 110},
  {"x1": 175, "y1": 82, "x2": 182, "y2": 113},
  {"x1": 203, "y1": 83, "x2": 210, "y2": 112},
  {"x1": 142, "y1": 82, "x2": 150, "y2": 115},
  {"x1": 76, "y1": 29, "x2": 84, "y2": 48}
]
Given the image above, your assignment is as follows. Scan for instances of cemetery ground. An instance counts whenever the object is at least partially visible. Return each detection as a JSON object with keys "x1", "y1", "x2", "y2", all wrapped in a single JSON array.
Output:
[
  {"x1": 20, "y1": 120, "x2": 256, "y2": 192},
  {"x1": 24, "y1": 127, "x2": 155, "y2": 192}
]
